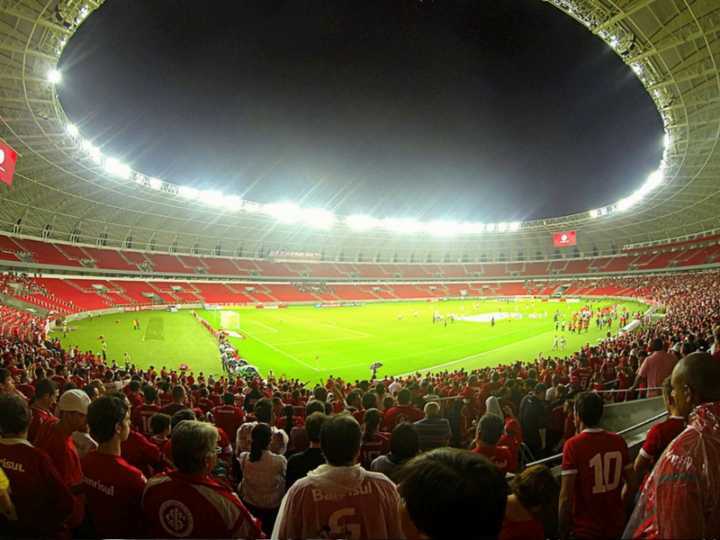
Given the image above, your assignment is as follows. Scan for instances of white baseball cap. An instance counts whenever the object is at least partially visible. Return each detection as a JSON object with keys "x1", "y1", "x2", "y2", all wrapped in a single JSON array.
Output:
[{"x1": 58, "y1": 389, "x2": 91, "y2": 415}]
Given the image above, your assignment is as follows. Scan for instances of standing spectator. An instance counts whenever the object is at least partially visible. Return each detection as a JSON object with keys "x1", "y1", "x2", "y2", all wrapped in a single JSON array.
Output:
[
  {"x1": 359, "y1": 408, "x2": 390, "y2": 468},
  {"x1": 148, "y1": 412, "x2": 171, "y2": 449},
  {"x1": 160, "y1": 385, "x2": 188, "y2": 417},
  {"x1": 28, "y1": 378, "x2": 58, "y2": 443},
  {"x1": 212, "y1": 393, "x2": 245, "y2": 445},
  {"x1": 132, "y1": 385, "x2": 161, "y2": 434},
  {"x1": 82, "y1": 395, "x2": 146, "y2": 538},
  {"x1": 286, "y1": 412, "x2": 327, "y2": 489},
  {"x1": 0, "y1": 394, "x2": 74, "y2": 537},
  {"x1": 632, "y1": 338, "x2": 678, "y2": 398},
  {"x1": 559, "y1": 392, "x2": 634, "y2": 540},
  {"x1": 383, "y1": 388, "x2": 423, "y2": 431},
  {"x1": 236, "y1": 397, "x2": 288, "y2": 456},
  {"x1": 288, "y1": 399, "x2": 325, "y2": 454},
  {"x1": 625, "y1": 353, "x2": 720, "y2": 539},
  {"x1": 370, "y1": 422, "x2": 420, "y2": 482},
  {"x1": 413, "y1": 401, "x2": 451, "y2": 451},
  {"x1": 397, "y1": 448, "x2": 508, "y2": 540},
  {"x1": 519, "y1": 384, "x2": 547, "y2": 458},
  {"x1": 273, "y1": 415, "x2": 404, "y2": 540},
  {"x1": 237, "y1": 423, "x2": 287, "y2": 535},
  {"x1": 0, "y1": 368, "x2": 25, "y2": 400},
  {"x1": 472, "y1": 414, "x2": 513, "y2": 475},
  {"x1": 142, "y1": 420, "x2": 263, "y2": 539},
  {"x1": 500, "y1": 465, "x2": 559, "y2": 540}
]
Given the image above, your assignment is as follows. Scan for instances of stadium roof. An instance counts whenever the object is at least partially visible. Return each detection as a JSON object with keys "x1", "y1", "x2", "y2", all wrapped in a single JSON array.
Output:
[{"x1": 1, "y1": 0, "x2": 719, "y2": 260}]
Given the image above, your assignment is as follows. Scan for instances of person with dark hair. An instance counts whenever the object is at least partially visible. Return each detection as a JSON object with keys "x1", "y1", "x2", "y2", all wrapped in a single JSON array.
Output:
[
  {"x1": 559, "y1": 391, "x2": 634, "y2": 540},
  {"x1": 148, "y1": 412, "x2": 171, "y2": 449},
  {"x1": 236, "y1": 397, "x2": 288, "y2": 455},
  {"x1": 0, "y1": 394, "x2": 74, "y2": 537},
  {"x1": 82, "y1": 395, "x2": 146, "y2": 538},
  {"x1": 143, "y1": 420, "x2": 263, "y2": 539},
  {"x1": 273, "y1": 414, "x2": 403, "y2": 539},
  {"x1": 360, "y1": 408, "x2": 390, "y2": 468},
  {"x1": 472, "y1": 413, "x2": 513, "y2": 475},
  {"x1": 211, "y1": 392, "x2": 245, "y2": 446},
  {"x1": 397, "y1": 448, "x2": 508, "y2": 540},
  {"x1": 631, "y1": 337, "x2": 677, "y2": 398},
  {"x1": 28, "y1": 378, "x2": 58, "y2": 443},
  {"x1": 288, "y1": 399, "x2": 325, "y2": 453},
  {"x1": 500, "y1": 464, "x2": 560, "y2": 540},
  {"x1": 370, "y1": 422, "x2": 420, "y2": 481},
  {"x1": 237, "y1": 422, "x2": 286, "y2": 534},
  {"x1": 160, "y1": 384, "x2": 187, "y2": 417},
  {"x1": 132, "y1": 384, "x2": 160, "y2": 435},
  {"x1": 0, "y1": 367, "x2": 25, "y2": 399},
  {"x1": 278, "y1": 403, "x2": 300, "y2": 434},
  {"x1": 286, "y1": 412, "x2": 327, "y2": 489},
  {"x1": 626, "y1": 352, "x2": 720, "y2": 539},
  {"x1": 383, "y1": 388, "x2": 423, "y2": 431},
  {"x1": 519, "y1": 383, "x2": 548, "y2": 458}
]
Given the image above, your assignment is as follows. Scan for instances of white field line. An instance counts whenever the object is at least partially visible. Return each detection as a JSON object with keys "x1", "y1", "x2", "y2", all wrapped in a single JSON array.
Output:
[
  {"x1": 274, "y1": 313, "x2": 373, "y2": 338},
  {"x1": 280, "y1": 336, "x2": 366, "y2": 346},
  {"x1": 247, "y1": 320, "x2": 280, "y2": 333},
  {"x1": 243, "y1": 330, "x2": 320, "y2": 372}
]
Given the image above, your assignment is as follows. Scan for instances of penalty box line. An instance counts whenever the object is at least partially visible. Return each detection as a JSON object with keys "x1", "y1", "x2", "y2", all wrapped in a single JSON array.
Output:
[{"x1": 242, "y1": 329, "x2": 321, "y2": 372}]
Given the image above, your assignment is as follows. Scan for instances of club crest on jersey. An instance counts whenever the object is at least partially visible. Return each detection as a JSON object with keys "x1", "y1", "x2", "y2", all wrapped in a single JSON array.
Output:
[{"x1": 159, "y1": 500, "x2": 194, "y2": 537}]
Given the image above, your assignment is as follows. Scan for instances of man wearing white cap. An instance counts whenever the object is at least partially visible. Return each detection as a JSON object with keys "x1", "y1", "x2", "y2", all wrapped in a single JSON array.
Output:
[{"x1": 35, "y1": 389, "x2": 91, "y2": 528}]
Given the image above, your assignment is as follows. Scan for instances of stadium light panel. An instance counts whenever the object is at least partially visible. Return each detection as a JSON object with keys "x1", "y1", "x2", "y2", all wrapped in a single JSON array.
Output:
[
  {"x1": 345, "y1": 214, "x2": 380, "y2": 231},
  {"x1": 664, "y1": 133, "x2": 671, "y2": 148},
  {"x1": 66, "y1": 123, "x2": 79, "y2": 138},
  {"x1": 196, "y1": 190, "x2": 224, "y2": 207},
  {"x1": 302, "y1": 208, "x2": 336, "y2": 230},
  {"x1": 428, "y1": 220, "x2": 460, "y2": 237},
  {"x1": 178, "y1": 186, "x2": 199, "y2": 200},
  {"x1": 47, "y1": 69, "x2": 62, "y2": 84},
  {"x1": 485, "y1": 223, "x2": 496, "y2": 233},
  {"x1": 459, "y1": 222, "x2": 485, "y2": 234},
  {"x1": 497, "y1": 222, "x2": 508, "y2": 233},
  {"x1": 103, "y1": 158, "x2": 131, "y2": 180},
  {"x1": 508, "y1": 221, "x2": 522, "y2": 232},
  {"x1": 589, "y1": 209, "x2": 600, "y2": 218},
  {"x1": 383, "y1": 218, "x2": 423, "y2": 234},
  {"x1": 631, "y1": 63, "x2": 643, "y2": 76},
  {"x1": 222, "y1": 195, "x2": 243, "y2": 211},
  {"x1": 263, "y1": 202, "x2": 302, "y2": 224},
  {"x1": 609, "y1": 37, "x2": 619, "y2": 49},
  {"x1": 148, "y1": 177, "x2": 163, "y2": 190}
]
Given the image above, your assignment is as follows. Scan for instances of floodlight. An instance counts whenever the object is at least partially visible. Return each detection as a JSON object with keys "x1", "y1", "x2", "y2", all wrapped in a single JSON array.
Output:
[
  {"x1": 428, "y1": 220, "x2": 460, "y2": 237},
  {"x1": 617, "y1": 193, "x2": 641, "y2": 211},
  {"x1": 47, "y1": 69, "x2": 62, "y2": 84},
  {"x1": 81, "y1": 139, "x2": 102, "y2": 164},
  {"x1": 508, "y1": 221, "x2": 522, "y2": 232},
  {"x1": 497, "y1": 222, "x2": 508, "y2": 233},
  {"x1": 383, "y1": 218, "x2": 423, "y2": 234},
  {"x1": 345, "y1": 214, "x2": 380, "y2": 232},
  {"x1": 609, "y1": 37, "x2": 619, "y2": 49},
  {"x1": 631, "y1": 63, "x2": 643, "y2": 76},
  {"x1": 103, "y1": 157, "x2": 131, "y2": 179},
  {"x1": 178, "y1": 186, "x2": 199, "y2": 200},
  {"x1": 663, "y1": 133, "x2": 671, "y2": 148},
  {"x1": 302, "y1": 208, "x2": 336, "y2": 230},
  {"x1": 263, "y1": 202, "x2": 301, "y2": 224},
  {"x1": 196, "y1": 190, "x2": 224, "y2": 207},
  {"x1": 66, "y1": 124, "x2": 79, "y2": 138},
  {"x1": 222, "y1": 195, "x2": 243, "y2": 211},
  {"x1": 459, "y1": 222, "x2": 485, "y2": 234},
  {"x1": 485, "y1": 223, "x2": 496, "y2": 233},
  {"x1": 589, "y1": 209, "x2": 600, "y2": 218},
  {"x1": 148, "y1": 177, "x2": 163, "y2": 190}
]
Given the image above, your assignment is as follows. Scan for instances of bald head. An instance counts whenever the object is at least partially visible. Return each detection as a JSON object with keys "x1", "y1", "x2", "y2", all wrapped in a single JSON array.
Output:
[{"x1": 673, "y1": 352, "x2": 720, "y2": 404}]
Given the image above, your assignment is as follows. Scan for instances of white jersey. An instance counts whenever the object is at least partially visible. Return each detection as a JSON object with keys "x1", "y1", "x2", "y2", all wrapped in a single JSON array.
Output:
[{"x1": 272, "y1": 464, "x2": 403, "y2": 540}]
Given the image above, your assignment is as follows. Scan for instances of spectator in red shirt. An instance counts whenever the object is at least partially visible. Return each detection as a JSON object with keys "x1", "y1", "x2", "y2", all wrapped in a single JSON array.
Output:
[
  {"x1": 383, "y1": 388, "x2": 423, "y2": 431},
  {"x1": 160, "y1": 385, "x2": 188, "y2": 417},
  {"x1": 360, "y1": 408, "x2": 390, "y2": 468},
  {"x1": 142, "y1": 420, "x2": 263, "y2": 539},
  {"x1": 500, "y1": 464, "x2": 559, "y2": 540},
  {"x1": 211, "y1": 393, "x2": 245, "y2": 446},
  {"x1": 559, "y1": 392, "x2": 636, "y2": 540},
  {"x1": 28, "y1": 378, "x2": 58, "y2": 443},
  {"x1": 0, "y1": 394, "x2": 74, "y2": 537},
  {"x1": 82, "y1": 395, "x2": 147, "y2": 538},
  {"x1": 148, "y1": 412, "x2": 172, "y2": 450},
  {"x1": 472, "y1": 414, "x2": 513, "y2": 475},
  {"x1": 132, "y1": 385, "x2": 161, "y2": 435},
  {"x1": 0, "y1": 367, "x2": 26, "y2": 400},
  {"x1": 397, "y1": 447, "x2": 508, "y2": 540}
]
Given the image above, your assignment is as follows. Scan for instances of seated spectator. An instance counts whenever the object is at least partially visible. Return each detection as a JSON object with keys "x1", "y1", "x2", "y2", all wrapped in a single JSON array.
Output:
[
  {"x1": 0, "y1": 394, "x2": 74, "y2": 537},
  {"x1": 628, "y1": 376, "x2": 686, "y2": 499},
  {"x1": 82, "y1": 395, "x2": 146, "y2": 538},
  {"x1": 383, "y1": 389, "x2": 423, "y2": 431},
  {"x1": 472, "y1": 414, "x2": 513, "y2": 475},
  {"x1": 500, "y1": 464, "x2": 559, "y2": 540},
  {"x1": 414, "y1": 401, "x2": 451, "y2": 451},
  {"x1": 27, "y1": 378, "x2": 58, "y2": 443},
  {"x1": 273, "y1": 414, "x2": 403, "y2": 539},
  {"x1": 559, "y1": 391, "x2": 635, "y2": 540},
  {"x1": 236, "y1": 397, "x2": 288, "y2": 456},
  {"x1": 286, "y1": 412, "x2": 327, "y2": 489},
  {"x1": 237, "y1": 423, "x2": 287, "y2": 535},
  {"x1": 625, "y1": 353, "x2": 720, "y2": 539},
  {"x1": 397, "y1": 448, "x2": 508, "y2": 540},
  {"x1": 360, "y1": 408, "x2": 390, "y2": 468},
  {"x1": 142, "y1": 420, "x2": 263, "y2": 539},
  {"x1": 370, "y1": 422, "x2": 420, "y2": 482}
]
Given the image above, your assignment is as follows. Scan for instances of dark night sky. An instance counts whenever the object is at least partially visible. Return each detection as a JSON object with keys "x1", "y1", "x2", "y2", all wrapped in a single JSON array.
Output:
[{"x1": 58, "y1": 0, "x2": 664, "y2": 221}]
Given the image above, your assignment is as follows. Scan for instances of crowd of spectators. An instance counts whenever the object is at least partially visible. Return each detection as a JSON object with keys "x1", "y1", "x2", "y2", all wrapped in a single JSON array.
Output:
[{"x1": 0, "y1": 270, "x2": 719, "y2": 538}]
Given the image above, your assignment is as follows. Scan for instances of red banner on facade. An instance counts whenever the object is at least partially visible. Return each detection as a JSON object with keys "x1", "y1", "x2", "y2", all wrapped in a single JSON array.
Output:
[
  {"x1": 553, "y1": 230, "x2": 577, "y2": 247},
  {"x1": 0, "y1": 141, "x2": 18, "y2": 187}
]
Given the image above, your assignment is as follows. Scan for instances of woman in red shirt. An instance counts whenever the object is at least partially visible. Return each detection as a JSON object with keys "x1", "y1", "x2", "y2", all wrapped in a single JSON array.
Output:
[{"x1": 499, "y1": 465, "x2": 559, "y2": 540}]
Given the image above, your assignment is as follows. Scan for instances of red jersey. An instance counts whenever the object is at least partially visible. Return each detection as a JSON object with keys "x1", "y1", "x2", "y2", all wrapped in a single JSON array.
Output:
[
  {"x1": 499, "y1": 516, "x2": 545, "y2": 540},
  {"x1": 561, "y1": 428, "x2": 631, "y2": 539},
  {"x1": 132, "y1": 403, "x2": 161, "y2": 435},
  {"x1": 121, "y1": 429, "x2": 166, "y2": 477},
  {"x1": 472, "y1": 443, "x2": 512, "y2": 475},
  {"x1": 142, "y1": 471, "x2": 263, "y2": 539},
  {"x1": 382, "y1": 405, "x2": 423, "y2": 431},
  {"x1": 359, "y1": 432, "x2": 391, "y2": 469},
  {"x1": 34, "y1": 422, "x2": 83, "y2": 488},
  {"x1": 28, "y1": 406, "x2": 57, "y2": 443},
  {"x1": 212, "y1": 405, "x2": 245, "y2": 443},
  {"x1": 81, "y1": 452, "x2": 147, "y2": 538},
  {"x1": 639, "y1": 416, "x2": 685, "y2": 463},
  {"x1": 0, "y1": 438, "x2": 74, "y2": 537}
]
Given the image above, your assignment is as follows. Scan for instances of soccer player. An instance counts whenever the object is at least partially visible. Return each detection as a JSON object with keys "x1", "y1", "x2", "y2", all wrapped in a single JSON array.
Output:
[
  {"x1": 273, "y1": 415, "x2": 404, "y2": 539},
  {"x1": 397, "y1": 448, "x2": 508, "y2": 540},
  {"x1": 82, "y1": 395, "x2": 146, "y2": 538},
  {"x1": 0, "y1": 394, "x2": 74, "y2": 537},
  {"x1": 559, "y1": 391, "x2": 634, "y2": 540},
  {"x1": 142, "y1": 420, "x2": 263, "y2": 539}
]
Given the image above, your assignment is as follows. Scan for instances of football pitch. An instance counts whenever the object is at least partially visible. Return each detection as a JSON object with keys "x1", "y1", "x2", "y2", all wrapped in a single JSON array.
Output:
[{"x1": 52, "y1": 298, "x2": 647, "y2": 383}]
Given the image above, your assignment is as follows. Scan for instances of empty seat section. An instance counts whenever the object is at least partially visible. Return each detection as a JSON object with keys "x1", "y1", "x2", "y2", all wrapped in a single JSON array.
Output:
[
  {"x1": 148, "y1": 254, "x2": 187, "y2": 274},
  {"x1": 265, "y1": 284, "x2": 318, "y2": 302},
  {"x1": 482, "y1": 263, "x2": 507, "y2": 277},
  {"x1": 203, "y1": 257, "x2": 242, "y2": 276},
  {"x1": 16, "y1": 239, "x2": 81, "y2": 267},
  {"x1": 82, "y1": 247, "x2": 138, "y2": 271},
  {"x1": 523, "y1": 262, "x2": 549, "y2": 276},
  {"x1": 110, "y1": 281, "x2": 157, "y2": 304}
]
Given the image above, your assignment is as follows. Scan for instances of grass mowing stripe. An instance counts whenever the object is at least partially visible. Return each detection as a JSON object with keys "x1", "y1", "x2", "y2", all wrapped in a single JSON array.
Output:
[{"x1": 242, "y1": 329, "x2": 321, "y2": 372}]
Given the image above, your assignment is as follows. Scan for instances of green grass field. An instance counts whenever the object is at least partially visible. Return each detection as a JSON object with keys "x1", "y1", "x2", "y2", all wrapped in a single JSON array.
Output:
[{"x1": 53, "y1": 298, "x2": 646, "y2": 383}]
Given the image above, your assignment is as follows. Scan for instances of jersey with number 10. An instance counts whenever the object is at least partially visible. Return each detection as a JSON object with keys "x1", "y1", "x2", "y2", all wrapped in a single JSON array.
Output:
[{"x1": 561, "y1": 429, "x2": 630, "y2": 539}]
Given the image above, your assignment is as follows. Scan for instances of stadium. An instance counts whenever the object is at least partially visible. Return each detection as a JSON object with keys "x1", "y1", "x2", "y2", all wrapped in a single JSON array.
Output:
[{"x1": 0, "y1": 1, "x2": 719, "y2": 539}]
